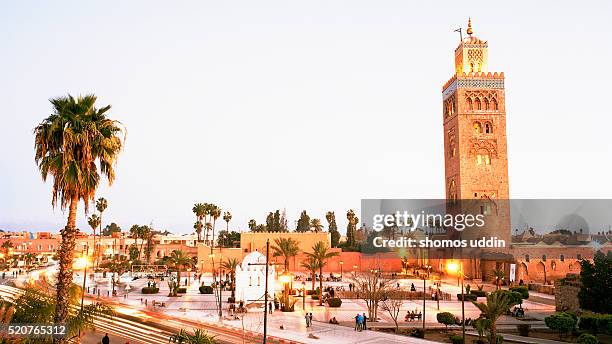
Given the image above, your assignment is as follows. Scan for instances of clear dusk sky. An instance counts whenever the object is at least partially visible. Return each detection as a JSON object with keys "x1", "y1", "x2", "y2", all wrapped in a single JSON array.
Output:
[{"x1": 1, "y1": 1, "x2": 611, "y2": 234}]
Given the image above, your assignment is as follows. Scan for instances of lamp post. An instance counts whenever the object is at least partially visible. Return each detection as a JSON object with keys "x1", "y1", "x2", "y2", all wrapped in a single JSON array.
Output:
[
  {"x1": 302, "y1": 281, "x2": 306, "y2": 310},
  {"x1": 447, "y1": 261, "x2": 465, "y2": 344},
  {"x1": 73, "y1": 255, "x2": 90, "y2": 339},
  {"x1": 422, "y1": 275, "x2": 426, "y2": 330},
  {"x1": 339, "y1": 261, "x2": 343, "y2": 280},
  {"x1": 187, "y1": 268, "x2": 191, "y2": 286}
]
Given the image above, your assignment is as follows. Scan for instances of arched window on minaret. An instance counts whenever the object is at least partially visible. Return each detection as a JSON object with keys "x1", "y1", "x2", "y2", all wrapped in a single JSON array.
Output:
[
  {"x1": 473, "y1": 121, "x2": 482, "y2": 134},
  {"x1": 492, "y1": 98, "x2": 498, "y2": 110},
  {"x1": 475, "y1": 98, "x2": 482, "y2": 110},
  {"x1": 470, "y1": 62, "x2": 474, "y2": 73},
  {"x1": 484, "y1": 122, "x2": 493, "y2": 134},
  {"x1": 467, "y1": 98, "x2": 473, "y2": 111},
  {"x1": 484, "y1": 98, "x2": 490, "y2": 110}
]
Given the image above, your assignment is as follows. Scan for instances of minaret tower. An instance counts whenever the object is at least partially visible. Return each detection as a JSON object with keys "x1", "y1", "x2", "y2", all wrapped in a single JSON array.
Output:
[
  {"x1": 442, "y1": 18, "x2": 509, "y2": 205},
  {"x1": 442, "y1": 19, "x2": 512, "y2": 278}
]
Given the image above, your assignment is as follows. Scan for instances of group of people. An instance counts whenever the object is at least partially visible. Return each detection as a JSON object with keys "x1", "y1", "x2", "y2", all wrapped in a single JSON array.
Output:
[
  {"x1": 354, "y1": 313, "x2": 368, "y2": 331},
  {"x1": 404, "y1": 310, "x2": 423, "y2": 321}
]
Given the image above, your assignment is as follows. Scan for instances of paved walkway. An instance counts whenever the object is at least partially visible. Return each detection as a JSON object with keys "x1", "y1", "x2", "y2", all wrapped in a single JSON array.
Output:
[{"x1": 466, "y1": 331, "x2": 567, "y2": 344}]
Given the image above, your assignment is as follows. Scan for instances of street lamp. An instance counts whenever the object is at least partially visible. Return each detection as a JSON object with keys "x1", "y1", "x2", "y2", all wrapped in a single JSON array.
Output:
[
  {"x1": 339, "y1": 261, "x2": 343, "y2": 280},
  {"x1": 301, "y1": 281, "x2": 306, "y2": 310},
  {"x1": 447, "y1": 260, "x2": 465, "y2": 344},
  {"x1": 73, "y1": 254, "x2": 90, "y2": 339},
  {"x1": 279, "y1": 272, "x2": 292, "y2": 311}
]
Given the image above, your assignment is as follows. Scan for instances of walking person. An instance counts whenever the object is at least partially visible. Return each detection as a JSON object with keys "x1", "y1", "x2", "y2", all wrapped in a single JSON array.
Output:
[
  {"x1": 305, "y1": 313, "x2": 310, "y2": 328},
  {"x1": 362, "y1": 313, "x2": 368, "y2": 330},
  {"x1": 357, "y1": 313, "x2": 364, "y2": 332},
  {"x1": 102, "y1": 333, "x2": 110, "y2": 344},
  {"x1": 354, "y1": 313, "x2": 359, "y2": 331},
  {"x1": 309, "y1": 313, "x2": 313, "y2": 327}
]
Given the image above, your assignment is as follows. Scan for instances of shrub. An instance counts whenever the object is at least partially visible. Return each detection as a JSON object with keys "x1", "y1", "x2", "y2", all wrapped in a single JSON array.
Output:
[
  {"x1": 495, "y1": 335, "x2": 504, "y2": 344},
  {"x1": 470, "y1": 290, "x2": 487, "y2": 297},
  {"x1": 177, "y1": 287, "x2": 187, "y2": 294},
  {"x1": 509, "y1": 286, "x2": 529, "y2": 300},
  {"x1": 545, "y1": 312, "x2": 577, "y2": 338},
  {"x1": 326, "y1": 298, "x2": 342, "y2": 308},
  {"x1": 437, "y1": 312, "x2": 456, "y2": 329},
  {"x1": 311, "y1": 295, "x2": 319, "y2": 300},
  {"x1": 409, "y1": 328, "x2": 424, "y2": 338},
  {"x1": 141, "y1": 287, "x2": 159, "y2": 294},
  {"x1": 199, "y1": 285, "x2": 213, "y2": 294},
  {"x1": 457, "y1": 294, "x2": 477, "y2": 301},
  {"x1": 516, "y1": 324, "x2": 530, "y2": 336},
  {"x1": 579, "y1": 313, "x2": 612, "y2": 335},
  {"x1": 577, "y1": 333, "x2": 599, "y2": 344},
  {"x1": 449, "y1": 334, "x2": 464, "y2": 344}
]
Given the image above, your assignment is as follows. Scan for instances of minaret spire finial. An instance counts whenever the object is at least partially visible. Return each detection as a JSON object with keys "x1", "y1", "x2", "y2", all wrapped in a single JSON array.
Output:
[{"x1": 466, "y1": 17, "x2": 473, "y2": 36}]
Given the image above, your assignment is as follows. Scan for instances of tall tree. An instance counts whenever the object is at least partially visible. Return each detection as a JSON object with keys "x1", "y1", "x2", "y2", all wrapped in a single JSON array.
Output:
[
  {"x1": 273, "y1": 210, "x2": 281, "y2": 232},
  {"x1": 223, "y1": 211, "x2": 232, "y2": 232},
  {"x1": 95, "y1": 197, "x2": 107, "y2": 267},
  {"x1": 346, "y1": 209, "x2": 359, "y2": 247},
  {"x1": 310, "y1": 218, "x2": 323, "y2": 232},
  {"x1": 266, "y1": 212, "x2": 275, "y2": 232},
  {"x1": 578, "y1": 250, "x2": 612, "y2": 313},
  {"x1": 271, "y1": 237, "x2": 300, "y2": 271},
  {"x1": 34, "y1": 94, "x2": 124, "y2": 328},
  {"x1": 326, "y1": 211, "x2": 340, "y2": 248},
  {"x1": 296, "y1": 210, "x2": 311, "y2": 232},
  {"x1": 248, "y1": 219, "x2": 257, "y2": 232},
  {"x1": 210, "y1": 205, "x2": 222, "y2": 247},
  {"x1": 305, "y1": 241, "x2": 339, "y2": 306},
  {"x1": 193, "y1": 221, "x2": 203, "y2": 243},
  {"x1": 192, "y1": 203, "x2": 206, "y2": 242},
  {"x1": 87, "y1": 214, "x2": 100, "y2": 258}
]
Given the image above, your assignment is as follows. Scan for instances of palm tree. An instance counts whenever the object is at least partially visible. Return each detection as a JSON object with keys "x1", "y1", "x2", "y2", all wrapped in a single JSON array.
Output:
[
  {"x1": 221, "y1": 257, "x2": 239, "y2": 299},
  {"x1": 305, "y1": 241, "x2": 339, "y2": 305},
  {"x1": 223, "y1": 211, "x2": 232, "y2": 232},
  {"x1": 472, "y1": 291, "x2": 515, "y2": 344},
  {"x1": 8, "y1": 286, "x2": 113, "y2": 343},
  {"x1": 193, "y1": 221, "x2": 203, "y2": 243},
  {"x1": 300, "y1": 257, "x2": 320, "y2": 292},
  {"x1": 192, "y1": 203, "x2": 207, "y2": 242},
  {"x1": 139, "y1": 226, "x2": 152, "y2": 262},
  {"x1": 168, "y1": 250, "x2": 192, "y2": 291},
  {"x1": 95, "y1": 197, "x2": 107, "y2": 266},
  {"x1": 492, "y1": 268, "x2": 505, "y2": 290},
  {"x1": 169, "y1": 328, "x2": 217, "y2": 344},
  {"x1": 271, "y1": 238, "x2": 300, "y2": 271},
  {"x1": 23, "y1": 253, "x2": 36, "y2": 269},
  {"x1": 87, "y1": 214, "x2": 100, "y2": 257},
  {"x1": 34, "y1": 94, "x2": 124, "y2": 327},
  {"x1": 248, "y1": 219, "x2": 257, "y2": 232},
  {"x1": 310, "y1": 218, "x2": 324, "y2": 232},
  {"x1": 210, "y1": 205, "x2": 221, "y2": 248}
]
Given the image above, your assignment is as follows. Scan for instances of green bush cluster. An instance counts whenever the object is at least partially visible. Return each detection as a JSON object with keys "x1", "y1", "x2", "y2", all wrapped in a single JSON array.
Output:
[
  {"x1": 577, "y1": 333, "x2": 599, "y2": 344},
  {"x1": 545, "y1": 312, "x2": 577, "y2": 337},
  {"x1": 199, "y1": 285, "x2": 213, "y2": 294},
  {"x1": 449, "y1": 334, "x2": 464, "y2": 344},
  {"x1": 509, "y1": 286, "x2": 529, "y2": 300},
  {"x1": 326, "y1": 297, "x2": 342, "y2": 307},
  {"x1": 437, "y1": 312, "x2": 456, "y2": 328},
  {"x1": 177, "y1": 287, "x2": 187, "y2": 294},
  {"x1": 141, "y1": 287, "x2": 159, "y2": 294},
  {"x1": 579, "y1": 313, "x2": 612, "y2": 335}
]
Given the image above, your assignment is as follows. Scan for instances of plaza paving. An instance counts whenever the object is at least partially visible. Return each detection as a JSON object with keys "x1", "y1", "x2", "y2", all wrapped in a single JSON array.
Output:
[{"x1": 3, "y1": 267, "x2": 556, "y2": 343}]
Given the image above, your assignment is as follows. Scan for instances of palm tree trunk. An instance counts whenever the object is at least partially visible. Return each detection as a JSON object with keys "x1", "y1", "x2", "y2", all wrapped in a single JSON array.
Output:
[
  {"x1": 54, "y1": 195, "x2": 79, "y2": 331},
  {"x1": 97, "y1": 212, "x2": 102, "y2": 269},
  {"x1": 319, "y1": 266, "x2": 323, "y2": 306},
  {"x1": 490, "y1": 321, "x2": 497, "y2": 344}
]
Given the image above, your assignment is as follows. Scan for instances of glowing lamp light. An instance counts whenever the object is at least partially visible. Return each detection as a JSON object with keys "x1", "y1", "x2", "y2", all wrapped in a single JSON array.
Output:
[
  {"x1": 446, "y1": 261, "x2": 459, "y2": 274},
  {"x1": 73, "y1": 256, "x2": 89, "y2": 270},
  {"x1": 278, "y1": 273, "x2": 292, "y2": 285}
]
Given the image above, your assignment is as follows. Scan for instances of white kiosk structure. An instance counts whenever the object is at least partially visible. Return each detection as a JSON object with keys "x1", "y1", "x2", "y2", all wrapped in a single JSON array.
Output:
[{"x1": 234, "y1": 251, "x2": 276, "y2": 304}]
